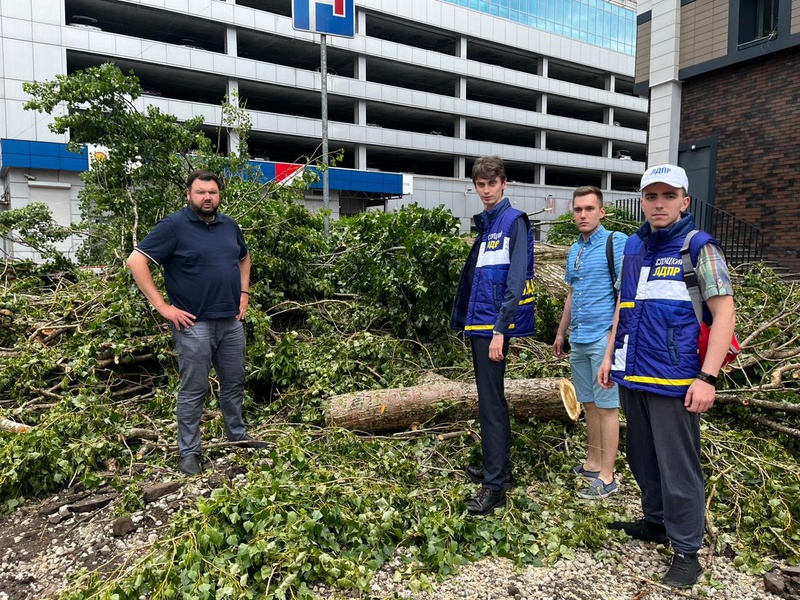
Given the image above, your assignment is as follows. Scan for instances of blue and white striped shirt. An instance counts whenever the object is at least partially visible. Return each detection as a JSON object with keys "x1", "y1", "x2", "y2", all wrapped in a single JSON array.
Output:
[{"x1": 564, "y1": 225, "x2": 627, "y2": 344}]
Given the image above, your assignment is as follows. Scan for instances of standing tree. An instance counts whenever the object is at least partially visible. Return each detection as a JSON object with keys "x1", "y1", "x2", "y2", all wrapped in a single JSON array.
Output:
[{"x1": 24, "y1": 63, "x2": 214, "y2": 264}]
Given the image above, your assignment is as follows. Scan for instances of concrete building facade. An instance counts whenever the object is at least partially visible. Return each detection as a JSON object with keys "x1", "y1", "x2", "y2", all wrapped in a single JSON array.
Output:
[{"x1": 1, "y1": 0, "x2": 645, "y2": 260}]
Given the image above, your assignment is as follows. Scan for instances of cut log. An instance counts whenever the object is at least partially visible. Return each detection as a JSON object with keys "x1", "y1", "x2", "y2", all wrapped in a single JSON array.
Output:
[
  {"x1": 0, "y1": 417, "x2": 32, "y2": 433},
  {"x1": 326, "y1": 377, "x2": 580, "y2": 433}
]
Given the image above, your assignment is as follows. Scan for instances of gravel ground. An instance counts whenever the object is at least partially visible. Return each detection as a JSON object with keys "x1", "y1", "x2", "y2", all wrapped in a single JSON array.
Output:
[
  {"x1": 0, "y1": 454, "x2": 783, "y2": 600},
  {"x1": 312, "y1": 539, "x2": 780, "y2": 600}
]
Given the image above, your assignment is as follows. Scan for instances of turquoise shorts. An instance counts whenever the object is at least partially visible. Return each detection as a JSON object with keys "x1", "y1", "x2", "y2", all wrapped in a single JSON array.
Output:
[{"x1": 569, "y1": 337, "x2": 620, "y2": 409}]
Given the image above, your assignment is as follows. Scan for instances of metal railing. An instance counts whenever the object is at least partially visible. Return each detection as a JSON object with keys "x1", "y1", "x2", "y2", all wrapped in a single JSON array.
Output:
[{"x1": 611, "y1": 197, "x2": 765, "y2": 266}]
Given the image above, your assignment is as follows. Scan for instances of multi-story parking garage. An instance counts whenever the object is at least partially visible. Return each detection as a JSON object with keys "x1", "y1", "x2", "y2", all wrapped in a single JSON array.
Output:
[{"x1": 1, "y1": 0, "x2": 646, "y2": 258}]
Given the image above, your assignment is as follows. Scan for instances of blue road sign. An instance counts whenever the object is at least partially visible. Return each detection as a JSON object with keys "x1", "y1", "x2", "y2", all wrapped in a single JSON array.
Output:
[{"x1": 292, "y1": 0, "x2": 355, "y2": 38}]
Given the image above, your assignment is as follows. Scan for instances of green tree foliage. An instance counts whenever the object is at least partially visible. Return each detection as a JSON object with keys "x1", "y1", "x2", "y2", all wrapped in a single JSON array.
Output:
[
  {"x1": 328, "y1": 204, "x2": 465, "y2": 342},
  {"x1": 23, "y1": 63, "x2": 214, "y2": 264},
  {"x1": 0, "y1": 203, "x2": 73, "y2": 265}
]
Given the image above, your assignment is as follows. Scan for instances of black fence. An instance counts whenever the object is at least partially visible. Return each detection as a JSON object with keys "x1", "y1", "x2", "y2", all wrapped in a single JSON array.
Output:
[{"x1": 611, "y1": 197, "x2": 765, "y2": 266}]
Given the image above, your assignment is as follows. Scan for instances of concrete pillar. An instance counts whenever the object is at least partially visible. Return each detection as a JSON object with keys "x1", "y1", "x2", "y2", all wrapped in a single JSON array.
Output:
[
  {"x1": 355, "y1": 144, "x2": 367, "y2": 169},
  {"x1": 456, "y1": 116, "x2": 466, "y2": 138},
  {"x1": 355, "y1": 99, "x2": 366, "y2": 125},
  {"x1": 451, "y1": 155, "x2": 465, "y2": 178},
  {"x1": 225, "y1": 26, "x2": 237, "y2": 56},
  {"x1": 456, "y1": 77, "x2": 467, "y2": 100},
  {"x1": 226, "y1": 78, "x2": 240, "y2": 154},
  {"x1": 356, "y1": 9, "x2": 366, "y2": 35},
  {"x1": 646, "y1": 0, "x2": 682, "y2": 165},
  {"x1": 355, "y1": 55, "x2": 367, "y2": 81},
  {"x1": 457, "y1": 36, "x2": 468, "y2": 59}
]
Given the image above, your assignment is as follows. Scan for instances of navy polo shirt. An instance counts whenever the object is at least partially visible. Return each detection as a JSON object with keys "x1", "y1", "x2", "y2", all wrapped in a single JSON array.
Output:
[{"x1": 134, "y1": 206, "x2": 248, "y2": 320}]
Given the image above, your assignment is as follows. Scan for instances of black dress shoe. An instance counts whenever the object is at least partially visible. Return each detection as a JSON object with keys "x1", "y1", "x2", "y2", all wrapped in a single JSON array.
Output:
[
  {"x1": 465, "y1": 466, "x2": 514, "y2": 490},
  {"x1": 467, "y1": 486, "x2": 507, "y2": 516},
  {"x1": 235, "y1": 435, "x2": 270, "y2": 449},
  {"x1": 179, "y1": 454, "x2": 202, "y2": 475}
]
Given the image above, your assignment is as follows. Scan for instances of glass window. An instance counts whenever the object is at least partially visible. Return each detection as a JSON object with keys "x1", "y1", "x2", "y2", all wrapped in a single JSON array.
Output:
[
  {"x1": 441, "y1": 0, "x2": 635, "y2": 54},
  {"x1": 737, "y1": 0, "x2": 779, "y2": 47}
]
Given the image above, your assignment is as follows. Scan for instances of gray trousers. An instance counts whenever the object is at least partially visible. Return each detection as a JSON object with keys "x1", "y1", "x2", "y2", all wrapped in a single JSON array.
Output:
[
  {"x1": 619, "y1": 386, "x2": 705, "y2": 554},
  {"x1": 171, "y1": 318, "x2": 247, "y2": 456},
  {"x1": 471, "y1": 335, "x2": 512, "y2": 492}
]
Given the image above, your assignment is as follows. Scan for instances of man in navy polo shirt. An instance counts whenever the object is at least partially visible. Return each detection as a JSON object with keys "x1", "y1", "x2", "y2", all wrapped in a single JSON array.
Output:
[{"x1": 127, "y1": 170, "x2": 268, "y2": 476}]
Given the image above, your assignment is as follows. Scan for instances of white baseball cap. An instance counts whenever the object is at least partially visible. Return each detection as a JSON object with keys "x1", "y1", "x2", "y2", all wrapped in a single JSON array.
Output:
[{"x1": 640, "y1": 164, "x2": 689, "y2": 193}]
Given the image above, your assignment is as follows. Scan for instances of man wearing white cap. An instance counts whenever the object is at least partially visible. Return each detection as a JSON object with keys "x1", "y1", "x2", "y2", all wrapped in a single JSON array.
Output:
[{"x1": 598, "y1": 164, "x2": 736, "y2": 587}]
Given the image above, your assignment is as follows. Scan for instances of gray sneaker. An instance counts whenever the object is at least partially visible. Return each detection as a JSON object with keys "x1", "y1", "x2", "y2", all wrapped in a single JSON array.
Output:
[
  {"x1": 578, "y1": 477, "x2": 618, "y2": 499},
  {"x1": 571, "y1": 464, "x2": 600, "y2": 479}
]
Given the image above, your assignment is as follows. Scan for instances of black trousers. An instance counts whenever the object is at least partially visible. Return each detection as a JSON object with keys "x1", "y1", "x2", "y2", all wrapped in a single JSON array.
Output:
[
  {"x1": 619, "y1": 386, "x2": 705, "y2": 554},
  {"x1": 470, "y1": 335, "x2": 511, "y2": 492}
]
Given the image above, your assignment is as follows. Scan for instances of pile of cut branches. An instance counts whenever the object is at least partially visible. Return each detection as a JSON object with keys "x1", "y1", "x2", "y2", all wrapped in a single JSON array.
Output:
[{"x1": 1, "y1": 210, "x2": 798, "y2": 600}]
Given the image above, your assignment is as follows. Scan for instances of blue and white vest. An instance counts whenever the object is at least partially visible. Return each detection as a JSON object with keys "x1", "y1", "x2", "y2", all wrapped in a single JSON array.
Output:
[
  {"x1": 610, "y1": 214, "x2": 715, "y2": 397},
  {"x1": 451, "y1": 199, "x2": 535, "y2": 338}
]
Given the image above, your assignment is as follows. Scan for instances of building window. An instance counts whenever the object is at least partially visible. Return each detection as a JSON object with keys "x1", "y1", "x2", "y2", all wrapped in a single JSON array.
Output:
[{"x1": 738, "y1": 0, "x2": 779, "y2": 48}]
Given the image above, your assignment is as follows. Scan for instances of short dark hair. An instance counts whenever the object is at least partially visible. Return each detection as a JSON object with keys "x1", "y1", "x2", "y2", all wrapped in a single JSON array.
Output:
[
  {"x1": 573, "y1": 185, "x2": 603, "y2": 207},
  {"x1": 186, "y1": 170, "x2": 222, "y2": 191},
  {"x1": 471, "y1": 155, "x2": 507, "y2": 184}
]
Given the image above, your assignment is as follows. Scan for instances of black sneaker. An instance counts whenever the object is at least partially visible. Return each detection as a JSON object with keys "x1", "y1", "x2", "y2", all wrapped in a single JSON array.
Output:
[
  {"x1": 467, "y1": 486, "x2": 506, "y2": 516},
  {"x1": 663, "y1": 552, "x2": 703, "y2": 588},
  {"x1": 608, "y1": 518, "x2": 669, "y2": 544},
  {"x1": 465, "y1": 466, "x2": 514, "y2": 490}
]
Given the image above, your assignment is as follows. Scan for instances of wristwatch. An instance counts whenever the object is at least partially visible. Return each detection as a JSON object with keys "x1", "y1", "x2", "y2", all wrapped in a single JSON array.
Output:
[
  {"x1": 492, "y1": 330, "x2": 503, "y2": 336},
  {"x1": 695, "y1": 370, "x2": 718, "y2": 386}
]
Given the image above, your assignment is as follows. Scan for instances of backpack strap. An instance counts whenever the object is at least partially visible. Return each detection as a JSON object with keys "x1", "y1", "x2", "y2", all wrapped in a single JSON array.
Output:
[
  {"x1": 680, "y1": 229, "x2": 704, "y2": 324},
  {"x1": 606, "y1": 232, "x2": 618, "y2": 301}
]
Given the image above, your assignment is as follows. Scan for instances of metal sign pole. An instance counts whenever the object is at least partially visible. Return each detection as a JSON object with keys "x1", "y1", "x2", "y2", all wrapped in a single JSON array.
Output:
[
  {"x1": 293, "y1": 0, "x2": 353, "y2": 239},
  {"x1": 321, "y1": 34, "x2": 330, "y2": 239}
]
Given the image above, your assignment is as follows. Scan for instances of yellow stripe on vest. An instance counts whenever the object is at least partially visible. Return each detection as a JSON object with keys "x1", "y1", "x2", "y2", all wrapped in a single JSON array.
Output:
[
  {"x1": 624, "y1": 375, "x2": 697, "y2": 386},
  {"x1": 619, "y1": 301, "x2": 635, "y2": 309}
]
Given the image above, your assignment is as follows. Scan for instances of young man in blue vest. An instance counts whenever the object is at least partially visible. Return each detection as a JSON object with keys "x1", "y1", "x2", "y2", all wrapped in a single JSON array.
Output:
[
  {"x1": 450, "y1": 155, "x2": 536, "y2": 516},
  {"x1": 128, "y1": 170, "x2": 269, "y2": 476},
  {"x1": 598, "y1": 164, "x2": 736, "y2": 587},
  {"x1": 554, "y1": 186, "x2": 627, "y2": 499}
]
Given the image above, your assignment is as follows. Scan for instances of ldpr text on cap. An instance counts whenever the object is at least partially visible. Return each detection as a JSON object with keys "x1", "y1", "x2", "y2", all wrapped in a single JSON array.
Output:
[{"x1": 640, "y1": 164, "x2": 689, "y2": 193}]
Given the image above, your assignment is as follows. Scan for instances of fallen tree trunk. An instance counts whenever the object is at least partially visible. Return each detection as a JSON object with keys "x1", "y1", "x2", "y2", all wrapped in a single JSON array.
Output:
[
  {"x1": 0, "y1": 417, "x2": 32, "y2": 433},
  {"x1": 326, "y1": 377, "x2": 579, "y2": 433}
]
